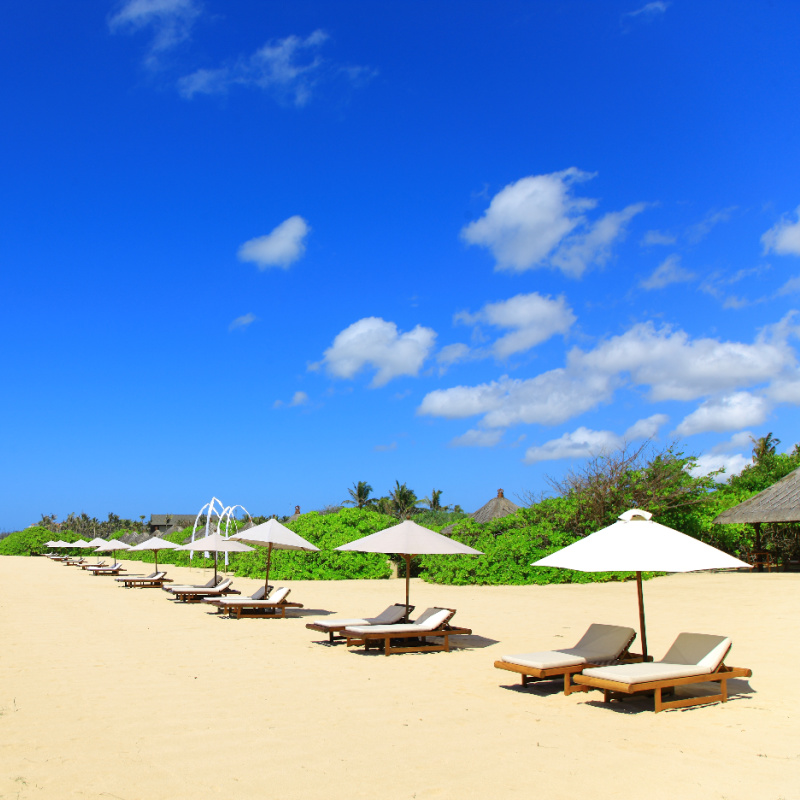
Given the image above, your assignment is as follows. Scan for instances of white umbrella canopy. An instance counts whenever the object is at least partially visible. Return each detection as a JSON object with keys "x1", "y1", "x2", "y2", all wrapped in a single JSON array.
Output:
[
  {"x1": 336, "y1": 519, "x2": 483, "y2": 616},
  {"x1": 177, "y1": 530, "x2": 253, "y2": 581},
  {"x1": 86, "y1": 537, "x2": 108, "y2": 563},
  {"x1": 532, "y1": 509, "x2": 751, "y2": 658},
  {"x1": 96, "y1": 540, "x2": 132, "y2": 554},
  {"x1": 128, "y1": 536, "x2": 182, "y2": 572},
  {"x1": 231, "y1": 519, "x2": 319, "y2": 594}
]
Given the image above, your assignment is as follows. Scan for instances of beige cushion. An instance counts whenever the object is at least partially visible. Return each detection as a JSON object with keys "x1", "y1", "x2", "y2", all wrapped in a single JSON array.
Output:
[
  {"x1": 662, "y1": 633, "x2": 731, "y2": 670},
  {"x1": 582, "y1": 662, "x2": 710, "y2": 685},
  {"x1": 501, "y1": 623, "x2": 636, "y2": 671},
  {"x1": 347, "y1": 608, "x2": 452, "y2": 636},
  {"x1": 314, "y1": 618, "x2": 371, "y2": 629}
]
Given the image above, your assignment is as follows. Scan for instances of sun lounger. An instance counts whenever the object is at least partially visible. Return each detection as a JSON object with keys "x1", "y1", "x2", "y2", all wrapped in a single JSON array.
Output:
[
  {"x1": 64, "y1": 558, "x2": 86, "y2": 566},
  {"x1": 306, "y1": 603, "x2": 412, "y2": 643},
  {"x1": 169, "y1": 578, "x2": 240, "y2": 603},
  {"x1": 87, "y1": 562, "x2": 126, "y2": 575},
  {"x1": 162, "y1": 576, "x2": 222, "y2": 593},
  {"x1": 342, "y1": 607, "x2": 472, "y2": 656},
  {"x1": 203, "y1": 585, "x2": 269, "y2": 612},
  {"x1": 494, "y1": 624, "x2": 638, "y2": 695},
  {"x1": 117, "y1": 571, "x2": 173, "y2": 588},
  {"x1": 573, "y1": 632, "x2": 752, "y2": 712},
  {"x1": 205, "y1": 586, "x2": 302, "y2": 619},
  {"x1": 80, "y1": 561, "x2": 107, "y2": 570}
]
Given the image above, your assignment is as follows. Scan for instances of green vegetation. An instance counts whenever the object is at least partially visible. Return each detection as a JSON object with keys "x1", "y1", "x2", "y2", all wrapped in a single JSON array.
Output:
[{"x1": 5, "y1": 435, "x2": 799, "y2": 583}]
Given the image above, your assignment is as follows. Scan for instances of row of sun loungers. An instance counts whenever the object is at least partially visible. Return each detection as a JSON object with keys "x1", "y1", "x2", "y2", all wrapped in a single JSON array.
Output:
[{"x1": 55, "y1": 559, "x2": 751, "y2": 711}]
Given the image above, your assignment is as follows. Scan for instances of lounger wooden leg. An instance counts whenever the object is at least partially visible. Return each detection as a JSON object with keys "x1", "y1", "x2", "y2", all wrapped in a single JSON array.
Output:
[
  {"x1": 564, "y1": 673, "x2": 588, "y2": 696},
  {"x1": 655, "y1": 687, "x2": 663, "y2": 713},
  {"x1": 721, "y1": 677, "x2": 728, "y2": 702}
]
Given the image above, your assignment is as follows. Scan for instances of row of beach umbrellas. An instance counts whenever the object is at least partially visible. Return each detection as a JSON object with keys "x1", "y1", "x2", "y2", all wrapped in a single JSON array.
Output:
[{"x1": 48, "y1": 509, "x2": 750, "y2": 656}]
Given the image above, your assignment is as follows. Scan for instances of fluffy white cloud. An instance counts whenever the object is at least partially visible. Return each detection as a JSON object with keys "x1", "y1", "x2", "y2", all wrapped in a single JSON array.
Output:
[
  {"x1": 419, "y1": 315, "x2": 799, "y2": 433},
  {"x1": 762, "y1": 206, "x2": 800, "y2": 257},
  {"x1": 436, "y1": 343, "x2": 472, "y2": 371},
  {"x1": 238, "y1": 216, "x2": 310, "y2": 269},
  {"x1": 573, "y1": 319, "x2": 797, "y2": 402},
  {"x1": 640, "y1": 255, "x2": 695, "y2": 290},
  {"x1": 109, "y1": 0, "x2": 200, "y2": 67},
  {"x1": 711, "y1": 431, "x2": 754, "y2": 454},
  {"x1": 460, "y1": 169, "x2": 646, "y2": 277},
  {"x1": 456, "y1": 293, "x2": 575, "y2": 358},
  {"x1": 522, "y1": 414, "x2": 668, "y2": 464},
  {"x1": 778, "y1": 276, "x2": 800, "y2": 296},
  {"x1": 228, "y1": 312, "x2": 256, "y2": 331},
  {"x1": 689, "y1": 453, "x2": 749, "y2": 482},
  {"x1": 418, "y1": 369, "x2": 614, "y2": 428},
  {"x1": 449, "y1": 429, "x2": 504, "y2": 448},
  {"x1": 319, "y1": 317, "x2": 436, "y2": 387},
  {"x1": 675, "y1": 392, "x2": 770, "y2": 436}
]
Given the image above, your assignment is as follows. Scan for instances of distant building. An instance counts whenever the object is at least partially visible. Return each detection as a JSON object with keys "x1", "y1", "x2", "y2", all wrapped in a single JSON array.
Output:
[{"x1": 149, "y1": 515, "x2": 196, "y2": 534}]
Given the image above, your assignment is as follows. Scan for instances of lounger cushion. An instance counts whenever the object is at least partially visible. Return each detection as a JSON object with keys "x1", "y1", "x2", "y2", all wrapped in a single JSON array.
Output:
[
  {"x1": 661, "y1": 633, "x2": 731, "y2": 671},
  {"x1": 215, "y1": 587, "x2": 290, "y2": 607},
  {"x1": 501, "y1": 651, "x2": 590, "y2": 670},
  {"x1": 582, "y1": 662, "x2": 710, "y2": 685},
  {"x1": 312, "y1": 605, "x2": 407, "y2": 630},
  {"x1": 347, "y1": 608, "x2": 452, "y2": 636}
]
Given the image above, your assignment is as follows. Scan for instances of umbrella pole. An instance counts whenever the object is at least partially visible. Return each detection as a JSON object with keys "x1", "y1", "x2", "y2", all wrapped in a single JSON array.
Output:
[
  {"x1": 636, "y1": 571, "x2": 648, "y2": 660},
  {"x1": 155, "y1": 550, "x2": 158, "y2": 573},
  {"x1": 214, "y1": 552, "x2": 218, "y2": 583},
  {"x1": 404, "y1": 554, "x2": 412, "y2": 620},
  {"x1": 265, "y1": 543, "x2": 273, "y2": 596}
]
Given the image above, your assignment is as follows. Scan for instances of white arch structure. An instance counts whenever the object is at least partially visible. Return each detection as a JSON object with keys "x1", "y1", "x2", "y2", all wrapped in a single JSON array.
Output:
[{"x1": 191, "y1": 498, "x2": 252, "y2": 565}]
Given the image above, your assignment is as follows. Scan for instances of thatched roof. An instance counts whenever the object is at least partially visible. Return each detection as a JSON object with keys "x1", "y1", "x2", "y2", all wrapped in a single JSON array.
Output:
[
  {"x1": 441, "y1": 489, "x2": 520, "y2": 534},
  {"x1": 714, "y1": 467, "x2": 800, "y2": 524}
]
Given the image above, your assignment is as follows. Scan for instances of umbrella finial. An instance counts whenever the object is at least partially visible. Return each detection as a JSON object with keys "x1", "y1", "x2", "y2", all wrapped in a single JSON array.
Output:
[
  {"x1": 497, "y1": 488, "x2": 504, "y2": 498},
  {"x1": 619, "y1": 508, "x2": 653, "y2": 522}
]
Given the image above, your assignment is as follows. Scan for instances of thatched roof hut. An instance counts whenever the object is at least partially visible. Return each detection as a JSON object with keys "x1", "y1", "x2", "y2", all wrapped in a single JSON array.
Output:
[
  {"x1": 441, "y1": 489, "x2": 520, "y2": 535},
  {"x1": 714, "y1": 467, "x2": 800, "y2": 524},
  {"x1": 286, "y1": 505, "x2": 302, "y2": 524}
]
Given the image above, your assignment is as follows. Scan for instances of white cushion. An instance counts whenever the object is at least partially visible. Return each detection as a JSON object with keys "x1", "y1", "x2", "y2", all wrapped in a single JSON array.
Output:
[
  {"x1": 501, "y1": 650, "x2": 589, "y2": 670},
  {"x1": 313, "y1": 618, "x2": 370, "y2": 629},
  {"x1": 662, "y1": 633, "x2": 731, "y2": 670},
  {"x1": 582, "y1": 662, "x2": 710, "y2": 685}
]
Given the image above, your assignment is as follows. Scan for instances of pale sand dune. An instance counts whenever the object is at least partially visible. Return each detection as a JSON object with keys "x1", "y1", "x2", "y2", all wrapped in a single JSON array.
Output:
[{"x1": 1, "y1": 557, "x2": 799, "y2": 800}]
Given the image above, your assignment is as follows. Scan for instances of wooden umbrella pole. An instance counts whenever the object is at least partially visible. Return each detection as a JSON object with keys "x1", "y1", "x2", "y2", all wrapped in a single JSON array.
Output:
[
  {"x1": 214, "y1": 552, "x2": 218, "y2": 582},
  {"x1": 155, "y1": 550, "x2": 159, "y2": 573},
  {"x1": 636, "y1": 571, "x2": 648, "y2": 660},
  {"x1": 404, "y1": 554, "x2": 412, "y2": 620},
  {"x1": 265, "y1": 542, "x2": 273, "y2": 595}
]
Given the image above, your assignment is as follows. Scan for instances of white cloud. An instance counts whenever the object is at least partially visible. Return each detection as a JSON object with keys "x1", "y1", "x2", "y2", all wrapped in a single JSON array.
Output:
[
  {"x1": 762, "y1": 206, "x2": 800, "y2": 257},
  {"x1": 675, "y1": 392, "x2": 770, "y2": 436},
  {"x1": 109, "y1": 0, "x2": 200, "y2": 68},
  {"x1": 449, "y1": 429, "x2": 504, "y2": 448},
  {"x1": 238, "y1": 216, "x2": 310, "y2": 269},
  {"x1": 641, "y1": 229, "x2": 676, "y2": 246},
  {"x1": 436, "y1": 343, "x2": 472, "y2": 371},
  {"x1": 318, "y1": 317, "x2": 436, "y2": 388},
  {"x1": 522, "y1": 414, "x2": 668, "y2": 464},
  {"x1": 178, "y1": 30, "x2": 374, "y2": 105},
  {"x1": 711, "y1": 431, "x2": 754, "y2": 454},
  {"x1": 622, "y1": 2, "x2": 670, "y2": 21},
  {"x1": 640, "y1": 255, "x2": 695, "y2": 290},
  {"x1": 777, "y1": 276, "x2": 800, "y2": 295},
  {"x1": 573, "y1": 318, "x2": 797, "y2": 402},
  {"x1": 419, "y1": 314, "x2": 799, "y2": 432},
  {"x1": 229, "y1": 312, "x2": 256, "y2": 331},
  {"x1": 456, "y1": 293, "x2": 575, "y2": 359},
  {"x1": 460, "y1": 169, "x2": 646, "y2": 277},
  {"x1": 418, "y1": 369, "x2": 614, "y2": 428},
  {"x1": 686, "y1": 207, "x2": 736, "y2": 244},
  {"x1": 689, "y1": 453, "x2": 749, "y2": 482},
  {"x1": 273, "y1": 390, "x2": 309, "y2": 409},
  {"x1": 624, "y1": 414, "x2": 669, "y2": 440}
]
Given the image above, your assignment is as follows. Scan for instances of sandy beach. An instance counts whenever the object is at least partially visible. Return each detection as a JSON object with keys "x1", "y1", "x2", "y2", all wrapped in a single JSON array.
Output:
[{"x1": 1, "y1": 556, "x2": 798, "y2": 800}]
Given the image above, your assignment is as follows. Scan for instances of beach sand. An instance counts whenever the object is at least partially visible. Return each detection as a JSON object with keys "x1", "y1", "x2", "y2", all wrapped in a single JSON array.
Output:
[{"x1": 1, "y1": 556, "x2": 798, "y2": 800}]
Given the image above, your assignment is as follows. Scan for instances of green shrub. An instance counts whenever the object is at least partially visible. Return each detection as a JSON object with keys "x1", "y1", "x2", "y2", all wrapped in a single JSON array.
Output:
[{"x1": 0, "y1": 526, "x2": 58, "y2": 557}]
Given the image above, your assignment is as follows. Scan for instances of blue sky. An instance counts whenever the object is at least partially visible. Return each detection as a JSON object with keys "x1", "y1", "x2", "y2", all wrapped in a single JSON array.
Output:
[{"x1": 3, "y1": 1, "x2": 800, "y2": 530}]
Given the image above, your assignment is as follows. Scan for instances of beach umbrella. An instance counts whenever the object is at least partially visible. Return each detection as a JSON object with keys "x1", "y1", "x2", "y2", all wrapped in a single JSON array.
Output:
[
  {"x1": 86, "y1": 537, "x2": 108, "y2": 563},
  {"x1": 231, "y1": 518, "x2": 319, "y2": 594},
  {"x1": 336, "y1": 519, "x2": 483, "y2": 618},
  {"x1": 177, "y1": 530, "x2": 253, "y2": 581},
  {"x1": 127, "y1": 536, "x2": 181, "y2": 572},
  {"x1": 95, "y1": 540, "x2": 132, "y2": 564},
  {"x1": 532, "y1": 509, "x2": 751, "y2": 659}
]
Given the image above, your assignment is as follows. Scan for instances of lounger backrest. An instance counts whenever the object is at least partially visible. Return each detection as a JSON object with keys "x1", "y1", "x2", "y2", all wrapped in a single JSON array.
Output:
[
  {"x1": 144, "y1": 572, "x2": 158, "y2": 580},
  {"x1": 414, "y1": 607, "x2": 453, "y2": 631},
  {"x1": 269, "y1": 587, "x2": 290, "y2": 604},
  {"x1": 661, "y1": 633, "x2": 732, "y2": 669},
  {"x1": 203, "y1": 577, "x2": 218, "y2": 588},
  {"x1": 572, "y1": 624, "x2": 636, "y2": 662},
  {"x1": 372, "y1": 604, "x2": 410, "y2": 624},
  {"x1": 214, "y1": 579, "x2": 232, "y2": 591},
  {"x1": 250, "y1": 586, "x2": 267, "y2": 601}
]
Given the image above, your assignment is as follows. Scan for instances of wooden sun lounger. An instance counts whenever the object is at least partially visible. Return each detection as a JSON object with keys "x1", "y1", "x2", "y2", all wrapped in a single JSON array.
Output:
[
  {"x1": 494, "y1": 624, "x2": 641, "y2": 695},
  {"x1": 572, "y1": 633, "x2": 752, "y2": 712},
  {"x1": 162, "y1": 576, "x2": 222, "y2": 593},
  {"x1": 118, "y1": 571, "x2": 173, "y2": 588},
  {"x1": 80, "y1": 561, "x2": 107, "y2": 570},
  {"x1": 306, "y1": 603, "x2": 413, "y2": 643},
  {"x1": 342, "y1": 607, "x2": 472, "y2": 656},
  {"x1": 88, "y1": 563, "x2": 126, "y2": 576},
  {"x1": 206, "y1": 586, "x2": 302, "y2": 619},
  {"x1": 170, "y1": 578, "x2": 240, "y2": 603}
]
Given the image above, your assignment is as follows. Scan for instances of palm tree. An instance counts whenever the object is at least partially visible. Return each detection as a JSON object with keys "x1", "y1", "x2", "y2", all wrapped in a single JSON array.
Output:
[
  {"x1": 389, "y1": 481, "x2": 419, "y2": 520},
  {"x1": 420, "y1": 489, "x2": 449, "y2": 512},
  {"x1": 343, "y1": 481, "x2": 374, "y2": 509},
  {"x1": 751, "y1": 433, "x2": 780, "y2": 464}
]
